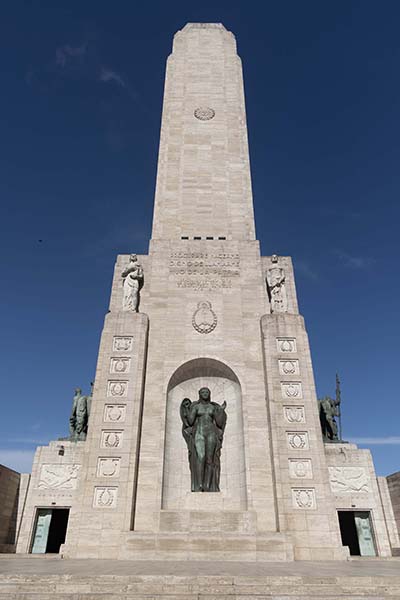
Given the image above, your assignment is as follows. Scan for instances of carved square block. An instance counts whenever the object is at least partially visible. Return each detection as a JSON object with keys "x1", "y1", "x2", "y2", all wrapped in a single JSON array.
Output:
[
  {"x1": 328, "y1": 466, "x2": 370, "y2": 494},
  {"x1": 93, "y1": 486, "x2": 118, "y2": 508},
  {"x1": 279, "y1": 359, "x2": 299, "y2": 376},
  {"x1": 281, "y1": 382, "x2": 302, "y2": 399},
  {"x1": 276, "y1": 338, "x2": 297, "y2": 354},
  {"x1": 104, "y1": 404, "x2": 126, "y2": 423},
  {"x1": 97, "y1": 457, "x2": 121, "y2": 478},
  {"x1": 110, "y1": 357, "x2": 131, "y2": 374},
  {"x1": 107, "y1": 380, "x2": 128, "y2": 398},
  {"x1": 289, "y1": 459, "x2": 313, "y2": 479},
  {"x1": 113, "y1": 336, "x2": 133, "y2": 352},
  {"x1": 283, "y1": 405, "x2": 305, "y2": 424},
  {"x1": 100, "y1": 430, "x2": 123, "y2": 449},
  {"x1": 292, "y1": 488, "x2": 316, "y2": 509},
  {"x1": 287, "y1": 431, "x2": 309, "y2": 450}
]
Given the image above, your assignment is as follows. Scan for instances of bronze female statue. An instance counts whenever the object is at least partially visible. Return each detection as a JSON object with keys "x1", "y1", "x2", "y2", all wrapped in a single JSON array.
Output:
[{"x1": 180, "y1": 387, "x2": 227, "y2": 492}]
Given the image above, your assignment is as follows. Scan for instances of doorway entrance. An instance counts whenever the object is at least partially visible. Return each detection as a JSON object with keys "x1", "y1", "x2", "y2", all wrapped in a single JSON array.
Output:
[
  {"x1": 338, "y1": 510, "x2": 376, "y2": 556},
  {"x1": 31, "y1": 508, "x2": 69, "y2": 554}
]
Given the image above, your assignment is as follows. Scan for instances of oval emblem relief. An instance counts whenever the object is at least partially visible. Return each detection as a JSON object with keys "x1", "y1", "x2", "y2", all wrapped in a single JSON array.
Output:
[{"x1": 192, "y1": 301, "x2": 217, "y2": 334}]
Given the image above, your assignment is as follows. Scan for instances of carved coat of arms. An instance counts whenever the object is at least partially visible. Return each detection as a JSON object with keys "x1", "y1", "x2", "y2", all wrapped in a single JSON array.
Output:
[{"x1": 192, "y1": 301, "x2": 217, "y2": 334}]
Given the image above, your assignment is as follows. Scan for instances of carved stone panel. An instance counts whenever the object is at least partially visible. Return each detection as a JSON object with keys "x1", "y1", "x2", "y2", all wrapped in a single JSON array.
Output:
[
  {"x1": 329, "y1": 466, "x2": 370, "y2": 494},
  {"x1": 278, "y1": 359, "x2": 300, "y2": 376},
  {"x1": 37, "y1": 464, "x2": 81, "y2": 490},
  {"x1": 110, "y1": 357, "x2": 131, "y2": 374},
  {"x1": 284, "y1": 405, "x2": 305, "y2": 423},
  {"x1": 289, "y1": 459, "x2": 313, "y2": 479},
  {"x1": 281, "y1": 382, "x2": 303, "y2": 399},
  {"x1": 292, "y1": 488, "x2": 316, "y2": 509},
  {"x1": 104, "y1": 404, "x2": 126, "y2": 423},
  {"x1": 113, "y1": 336, "x2": 133, "y2": 352},
  {"x1": 276, "y1": 338, "x2": 297, "y2": 354},
  {"x1": 100, "y1": 430, "x2": 123, "y2": 449},
  {"x1": 93, "y1": 486, "x2": 118, "y2": 508},
  {"x1": 107, "y1": 381, "x2": 128, "y2": 398},
  {"x1": 97, "y1": 458, "x2": 121, "y2": 478},
  {"x1": 287, "y1": 432, "x2": 309, "y2": 450}
]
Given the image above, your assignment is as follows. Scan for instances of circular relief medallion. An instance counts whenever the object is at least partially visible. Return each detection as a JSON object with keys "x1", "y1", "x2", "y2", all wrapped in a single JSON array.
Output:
[
  {"x1": 192, "y1": 301, "x2": 217, "y2": 334},
  {"x1": 98, "y1": 489, "x2": 114, "y2": 506},
  {"x1": 194, "y1": 107, "x2": 215, "y2": 121}
]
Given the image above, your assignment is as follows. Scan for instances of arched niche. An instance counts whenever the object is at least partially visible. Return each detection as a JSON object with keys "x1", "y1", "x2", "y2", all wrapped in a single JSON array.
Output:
[{"x1": 162, "y1": 358, "x2": 247, "y2": 510}]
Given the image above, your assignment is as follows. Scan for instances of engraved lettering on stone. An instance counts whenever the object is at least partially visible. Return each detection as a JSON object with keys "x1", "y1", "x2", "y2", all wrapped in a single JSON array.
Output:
[
  {"x1": 281, "y1": 382, "x2": 302, "y2": 399},
  {"x1": 192, "y1": 301, "x2": 217, "y2": 334},
  {"x1": 38, "y1": 464, "x2": 81, "y2": 490},
  {"x1": 169, "y1": 252, "x2": 240, "y2": 279},
  {"x1": 266, "y1": 267, "x2": 288, "y2": 313},
  {"x1": 97, "y1": 458, "x2": 120, "y2": 478},
  {"x1": 101, "y1": 430, "x2": 123, "y2": 448},
  {"x1": 289, "y1": 459, "x2": 313, "y2": 479},
  {"x1": 329, "y1": 466, "x2": 370, "y2": 494},
  {"x1": 287, "y1": 432, "x2": 309, "y2": 450},
  {"x1": 284, "y1": 406, "x2": 305, "y2": 423},
  {"x1": 113, "y1": 337, "x2": 133, "y2": 352},
  {"x1": 194, "y1": 107, "x2": 215, "y2": 121},
  {"x1": 110, "y1": 357, "x2": 131, "y2": 374},
  {"x1": 107, "y1": 381, "x2": 128, "y2": 397},
  {"x1": 292, "y1": 488, "x2": 316, "y2": 509},
  {"x1": 93, "y1": 486, "x2": 118, "y2": 508},
  {"x1": 276, "y1": 338, "x2": 297, "y2": 353},
  {"x1": 279, "y1": 360, "x2": 299, "y2": 375},
  {"x1": 104, "y1": 404, "x2": 126, "y2": 423}
]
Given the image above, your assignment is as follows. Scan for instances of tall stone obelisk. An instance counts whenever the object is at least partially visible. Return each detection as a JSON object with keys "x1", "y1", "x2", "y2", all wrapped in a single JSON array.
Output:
[{"x1": 41, "y1": 23, "x2": 350, "y2": 560}]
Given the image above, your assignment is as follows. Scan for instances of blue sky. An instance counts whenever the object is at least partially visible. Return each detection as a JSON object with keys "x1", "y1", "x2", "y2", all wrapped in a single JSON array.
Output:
[{"x1": 1, "y1": 1, "x2": 399, "y2": 476}]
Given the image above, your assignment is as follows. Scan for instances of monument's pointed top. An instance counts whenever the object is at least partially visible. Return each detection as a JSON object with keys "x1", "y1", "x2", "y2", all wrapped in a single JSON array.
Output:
[{"x1": 181, "y1": 22, "x2": 228, "y2": 31}]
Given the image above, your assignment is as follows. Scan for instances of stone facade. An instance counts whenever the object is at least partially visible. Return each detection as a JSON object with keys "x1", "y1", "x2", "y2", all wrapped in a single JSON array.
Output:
[
  {"x1": 0, "y1": 465, "x2": 20, "y2": 552},
  {"x1": 14, "y1": 23, "x2": 399, "y2": 560}
]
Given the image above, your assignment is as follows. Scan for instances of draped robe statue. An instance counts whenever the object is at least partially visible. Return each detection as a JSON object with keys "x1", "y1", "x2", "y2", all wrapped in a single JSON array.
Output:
[{"x1": 180, "y1": 387, "x2": 227, "y2": 492}]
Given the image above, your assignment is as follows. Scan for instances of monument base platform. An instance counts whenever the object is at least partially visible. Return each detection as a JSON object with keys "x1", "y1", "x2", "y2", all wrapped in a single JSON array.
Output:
[
  {"x1": 1, "y1": 556, "x2": 400, "y2": 598},
  {"x1": 62, "y1": 531, "x2": 295, "y2": 561}
]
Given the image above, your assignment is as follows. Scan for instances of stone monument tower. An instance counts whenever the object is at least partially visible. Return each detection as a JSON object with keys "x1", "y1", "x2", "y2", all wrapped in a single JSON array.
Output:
[{"x1": 16, "y1": 23, "x2": 399, "y2": 561}]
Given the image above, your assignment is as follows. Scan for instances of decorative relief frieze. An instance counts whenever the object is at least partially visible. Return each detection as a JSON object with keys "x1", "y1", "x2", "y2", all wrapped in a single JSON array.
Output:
[
  {"x1": 107, "y1": 381, "x2": 128, "y2": 397},
  {"x1": 328, "y1": 466, "x2": 370, "y2": 494},
  {"x1": 104, "y1": 404, "x2": 126, "y2": 423},
  {"x1": 284, "y1": 405, "x2": 305, "y2": 423},
  {"x1": 279, "y1": 359, "x2": 299, "y2": 376},
  {"x1": 113, "y1": 336, "x2": 133, "y2": 352},
  {"x1": 289, "y1": 459, "x2": 313, "y2": 479},
  {"x1": 292, "y1": 488, "x2": 316, "y2": 509},
  {"x1": 101, "y1": 430, "x2": 123, "y2": 449},
  {"x1": 37, "y1": 464, "x2": 80, "y2": 490},
  {"x1": 97, "y1": 458, "x2": 121, "y2": 478},
  {"x1": 281, "y1": 382, "x2": 302, "y2": 399},
  {"x1": 93, "y1": 486, "x2": 118, "y2": 508},
  {"x1": 110, "y1": 357, "x2": 131, "y2": 374},
  {"x1": 287, "y1": 432, "x2": 309, "y2": 450},
  {"x1": 276, "y1": 338, "x2": 297, "y2": 354}
]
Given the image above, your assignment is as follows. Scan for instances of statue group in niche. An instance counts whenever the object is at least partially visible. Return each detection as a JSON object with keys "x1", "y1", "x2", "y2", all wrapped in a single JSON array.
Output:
[
  {"x1": 122, "y1": 254, "x2": 144, "y2": 312},
  {"x1": 69, "y1": 385, "x2": 92, "y2": 442},
  {"x1": 180, "y1": 387, "x2": 227, "y2": 492},
  {"x1": 266, "y1": 267, "x2": 288, "y2": 313}
]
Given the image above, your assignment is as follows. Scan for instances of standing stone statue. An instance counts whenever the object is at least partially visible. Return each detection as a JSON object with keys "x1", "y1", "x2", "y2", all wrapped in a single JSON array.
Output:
[
  {"x1": 266, "y1": 267, "x2": 288, "y2": 313},
  {"x1": 121, "y1": 254, "x2": 144, "y2": 312},
  {"x1": 69, "y1": 388, "x2": 90, "y2": 441},
  {"x1": 318, "y1": 396, "x2": 341, "y2": 442},
  {"x1": 180, "y1": 387, "x2": 227, "y2": 492}
]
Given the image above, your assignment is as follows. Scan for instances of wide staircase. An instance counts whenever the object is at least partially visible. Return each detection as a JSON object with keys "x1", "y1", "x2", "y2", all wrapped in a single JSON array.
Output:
[{"x1": 1, "y1": 557, "x2": 400, "y2": 598}]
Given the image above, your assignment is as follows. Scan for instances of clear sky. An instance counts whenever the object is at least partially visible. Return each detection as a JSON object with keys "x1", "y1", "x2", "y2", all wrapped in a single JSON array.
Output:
[{"x1": 1, "y1": 1, "x2": 399, "y2": 476}]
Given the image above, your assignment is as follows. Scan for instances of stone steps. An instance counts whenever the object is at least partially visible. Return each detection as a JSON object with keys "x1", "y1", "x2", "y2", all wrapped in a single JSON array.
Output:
[{"x1": 1, "y1": 574, "x2": 400, "y2": 599}]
